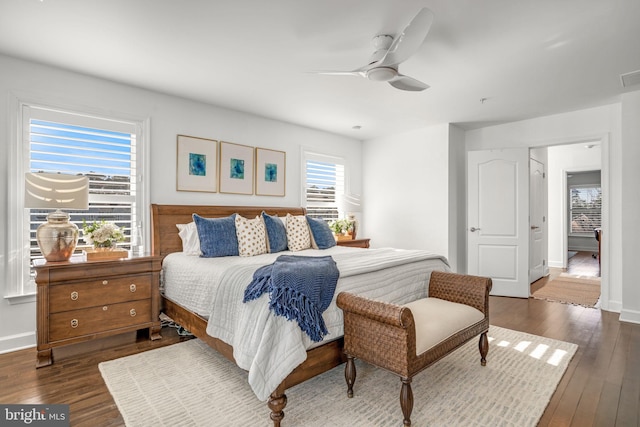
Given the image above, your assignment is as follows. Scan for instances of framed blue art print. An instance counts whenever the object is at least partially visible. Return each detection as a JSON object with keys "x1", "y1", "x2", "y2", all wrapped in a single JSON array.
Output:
[{"x1": 176, "y1": 135, "x2": 218, "y2": 192}]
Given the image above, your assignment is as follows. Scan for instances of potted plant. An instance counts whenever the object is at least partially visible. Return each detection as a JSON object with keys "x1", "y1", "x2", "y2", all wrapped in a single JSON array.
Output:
[
  {"x1": 328, "y1": 218, "x2": 355, "y2": 240},
  {"x1": 82, "y1": 220, "x2": 125, "y2": 250}
]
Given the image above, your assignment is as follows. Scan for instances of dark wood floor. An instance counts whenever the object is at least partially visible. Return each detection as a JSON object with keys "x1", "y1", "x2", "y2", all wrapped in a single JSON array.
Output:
[
  {"x1": 1, "y1": 294, "x2": 638, "y2": 426},
  {"x1": 563, "y1": 250, "x2": 601, "y2": 278}
]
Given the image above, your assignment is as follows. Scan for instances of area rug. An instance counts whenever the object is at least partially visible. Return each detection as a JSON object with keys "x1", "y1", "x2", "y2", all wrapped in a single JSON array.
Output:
[
  {"x1": 532, "y1": 275, "x2": 600, "y2": 307},
  {"x1": 99, "y1": 326, "x2": 576, "y2": 426}
]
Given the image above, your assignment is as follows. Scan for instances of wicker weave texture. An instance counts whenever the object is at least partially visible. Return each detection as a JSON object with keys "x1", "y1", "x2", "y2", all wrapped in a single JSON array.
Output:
[
  {"x1": 428, "y1": 271, "x2": 491, "y2": 313},
  {"x1": 337, "y1": 271, "x2": 492, "y2": 379},
  {"x1": 343, "y1": 312, "x2": 414, "y2": 375}
]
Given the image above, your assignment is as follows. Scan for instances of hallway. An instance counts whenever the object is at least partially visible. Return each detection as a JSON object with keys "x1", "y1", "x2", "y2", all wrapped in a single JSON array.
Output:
[
  {"x1": 530, "y1": 251, "x2": 600, "y2": 306},
  {"x1": 532, "y1": 251, "x2": 600, "y2": 293}
]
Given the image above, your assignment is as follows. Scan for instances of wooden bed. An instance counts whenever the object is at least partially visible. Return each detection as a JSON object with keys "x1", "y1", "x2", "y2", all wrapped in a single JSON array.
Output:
[{"x1": 150, "y1": 204, "x2": 345, "y2": 427}]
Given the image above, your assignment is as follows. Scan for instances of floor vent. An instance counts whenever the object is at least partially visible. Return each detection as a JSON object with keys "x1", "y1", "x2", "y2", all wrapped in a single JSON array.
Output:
[{"x1": 620, "y1": 70, "x2": 640, "y2": 88}]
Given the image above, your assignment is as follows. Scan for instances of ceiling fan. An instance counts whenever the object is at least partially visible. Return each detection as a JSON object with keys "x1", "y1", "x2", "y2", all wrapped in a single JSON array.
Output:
[{"x1": 315, "y1": 7, "x2": 434, "y2": 91}]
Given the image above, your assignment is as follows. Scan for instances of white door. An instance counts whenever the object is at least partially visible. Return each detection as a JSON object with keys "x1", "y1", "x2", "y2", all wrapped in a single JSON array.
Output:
[
  {"x1": 467, "y1": 148, "x2": 529, "y2": 297},
  {"x1": 529, "y1": 158, "x2": 545, "y2": 283}
]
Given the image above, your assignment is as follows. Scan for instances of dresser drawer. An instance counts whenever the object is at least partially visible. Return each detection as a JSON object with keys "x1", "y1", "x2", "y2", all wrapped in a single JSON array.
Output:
[
  {"x1": 46, "y1": 259, "x2": 156, "y2": 282},
  {"x1": 49, "y1": 299, "x2": 152, "y2": 341},
  {"x1": 49, "y1": 274, "x2": 151, "y2": 313}
]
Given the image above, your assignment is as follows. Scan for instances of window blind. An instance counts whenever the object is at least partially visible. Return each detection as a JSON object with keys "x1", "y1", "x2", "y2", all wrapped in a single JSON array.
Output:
[
  {"x1": 304, "y1": 159, "x2": 344, "y2": 221},
  {"x1": 28, "y1": 117, "x2": 138, "y2": 260},
  {"x1": 569, "y1": 186, "x2": 602, "y2": 234}
]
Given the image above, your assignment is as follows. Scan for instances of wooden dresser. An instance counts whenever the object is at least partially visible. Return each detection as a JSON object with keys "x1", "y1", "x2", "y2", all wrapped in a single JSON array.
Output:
[
  {"x1": 336, "y1": 238, "x2": 370, "y2": 248},
  {"x1": 34, "y1": 254, "x2": 162, "y2": 367}
]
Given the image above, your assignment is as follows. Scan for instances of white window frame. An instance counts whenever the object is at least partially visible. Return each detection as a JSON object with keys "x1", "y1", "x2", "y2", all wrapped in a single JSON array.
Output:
[
  {"x1": 5, "y1": 97, "x2": 150, "y2": 303},
  {"x1": 302, "y1": 150, "x2": 347, "y2": 221}
]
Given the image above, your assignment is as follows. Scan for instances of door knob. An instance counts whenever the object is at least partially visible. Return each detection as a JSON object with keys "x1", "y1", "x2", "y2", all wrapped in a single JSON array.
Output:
[
  {"x1": 530, "y1": 226, "x2": 540, "y2": 230},
  {"x1": 470, "y1": 227, "x2": 480, "y2": 232}
]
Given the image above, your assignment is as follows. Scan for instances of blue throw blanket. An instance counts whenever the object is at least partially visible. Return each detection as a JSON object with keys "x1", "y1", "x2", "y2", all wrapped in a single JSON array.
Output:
[{"x1": 243, "y1": 255, "x2": 339, "y2": 342}]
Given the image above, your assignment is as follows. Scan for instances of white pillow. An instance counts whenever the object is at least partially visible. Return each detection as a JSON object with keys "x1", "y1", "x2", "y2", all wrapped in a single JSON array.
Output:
[
  {"x1": 286, "y1": 213, "x2": 311, "y2": 252},
  {"x1": 235, "y1": 214, "x2": 268, "y2": 257},
  {"x1": 176, "y1": 222, "x2": 201, "y2": 256}
]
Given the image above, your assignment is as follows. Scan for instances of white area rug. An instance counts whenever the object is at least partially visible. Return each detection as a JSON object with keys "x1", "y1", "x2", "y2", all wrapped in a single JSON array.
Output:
[{"x1": 99, "y1": 326, "x2": 577, "y2": 426}]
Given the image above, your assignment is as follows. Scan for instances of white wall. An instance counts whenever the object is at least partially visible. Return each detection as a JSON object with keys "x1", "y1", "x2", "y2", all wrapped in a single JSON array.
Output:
[
  {"x1": 0, "y1": 54, "x2": 363, "y2": 353},
  {"x1": 361, "y1": 124, "x2": 455, "y2": 267},
  {"x1": 465, "y1": 103, "x2": 622, "y2": 313},
  {"x1": 619, "y1": 90, "x2": 640, "y2": 324},
  {"x1": 547, "y1": 143, "x2": 602, "y2": 268}
]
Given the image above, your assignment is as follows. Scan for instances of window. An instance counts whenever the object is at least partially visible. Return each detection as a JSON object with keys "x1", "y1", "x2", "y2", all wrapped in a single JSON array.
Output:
[
  {"x1": 304, "y1": 153, "x2": 345, "y2": 222},
  {"x1": 569, "y1": 185, "x2": 601, "y2": 234},
  {"x1": 7, "y1": 103, "x2": 147, "y2": 298}
]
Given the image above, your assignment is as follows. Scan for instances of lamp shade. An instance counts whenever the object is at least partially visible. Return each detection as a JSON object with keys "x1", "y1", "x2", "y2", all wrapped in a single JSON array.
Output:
[
  {"x1": 25, "y1": 172, "x2": 89, "y2": 210},
  {"x1": 25, "y1": 172, "x2": 89, "y2": 262},
  {"x1": 342, "y1": 193, "x2": 362, "y2": 212}
]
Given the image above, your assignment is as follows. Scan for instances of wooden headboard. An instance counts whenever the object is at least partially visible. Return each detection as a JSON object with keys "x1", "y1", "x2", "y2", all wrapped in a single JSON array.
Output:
[{"x1": 150, "y1": 204, "x2": 306, "y2": 257}]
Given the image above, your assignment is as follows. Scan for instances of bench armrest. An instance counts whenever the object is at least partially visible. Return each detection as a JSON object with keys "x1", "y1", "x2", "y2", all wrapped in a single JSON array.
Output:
[
  {"x1": 336, "y1": 292, "x2": 413, "y2": 329},
  {"x1": 428, "y1": 271, "x2": 492, "y2": 315}
]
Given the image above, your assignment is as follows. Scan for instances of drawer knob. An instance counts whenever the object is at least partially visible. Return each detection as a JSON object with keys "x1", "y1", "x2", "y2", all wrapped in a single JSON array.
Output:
[
  {"x1": 130, "y1": 309, "x2": 136, "y2": 317},
  {"x1": 103, "y1": 306, "x2": 108, "y2": 311},
  {"x1": 70, "y1": 291, "x2": 78, "y2": 301},
  {"x1": 129, "y1": 284, "x2": 137, "y2": 292},
  {"x1": 70, "y1": 319, "x2": 78, "y2": 328},
  {"x1": 102, "y1": 280, "x2": 108, "y2": 285}
]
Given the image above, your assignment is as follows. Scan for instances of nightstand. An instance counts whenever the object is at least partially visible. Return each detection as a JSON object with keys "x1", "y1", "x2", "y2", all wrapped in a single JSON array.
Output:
[
  {"x1": 34, "y1": 254, "x2": 162, "y2": 367},
  {"x1": 336, "y1": 238, "x2": 370, "y2": 248}
]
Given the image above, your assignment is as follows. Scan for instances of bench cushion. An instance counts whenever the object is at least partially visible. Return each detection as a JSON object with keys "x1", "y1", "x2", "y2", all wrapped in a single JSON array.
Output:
[{"x1": 404, "y1": 297, "x2": 485, "y2": 355}]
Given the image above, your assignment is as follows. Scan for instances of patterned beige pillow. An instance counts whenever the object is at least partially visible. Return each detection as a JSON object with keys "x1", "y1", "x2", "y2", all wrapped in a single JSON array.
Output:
[
  {"x1": 235, "y1": 214, "x2": 267, "y2": 257},
  {"x1": 286, "y1": 213, "x2": 311, "y2": 252}
]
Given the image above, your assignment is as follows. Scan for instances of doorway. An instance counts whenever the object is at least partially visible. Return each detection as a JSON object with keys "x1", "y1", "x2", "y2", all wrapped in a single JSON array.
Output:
[
  {"x1": 531, "y1": 251, "x2": 601, "y2": 306},
  {"x1": 530, "y1": 142, "x2": 602, "y2": 307}
]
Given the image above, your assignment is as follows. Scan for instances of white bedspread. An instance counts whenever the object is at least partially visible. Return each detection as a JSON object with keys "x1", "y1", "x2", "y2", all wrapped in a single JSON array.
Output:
[{"x1": 162, "y1": 246, "x2": 449, "y2": 400}]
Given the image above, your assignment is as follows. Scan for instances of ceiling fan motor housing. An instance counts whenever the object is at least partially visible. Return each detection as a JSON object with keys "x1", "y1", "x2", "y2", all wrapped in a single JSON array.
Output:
[{"x1": 366, "y1": 67, "x2": 398, "y2": 82}]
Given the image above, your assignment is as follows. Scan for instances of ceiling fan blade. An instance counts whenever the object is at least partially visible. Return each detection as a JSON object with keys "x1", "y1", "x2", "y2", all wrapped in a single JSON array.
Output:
[
  {"x1": 314, "y1": 71, "x2": 360, "y2": 76},
  {"x1": 309, "y1": 67, "x2": 368, "y2": 78},
  {"x1": 379, "y1": 7, "x2": 434, "y2": 67},
  {"x1": 388, "y1": 74, "x2": 429, "y2": 91}
]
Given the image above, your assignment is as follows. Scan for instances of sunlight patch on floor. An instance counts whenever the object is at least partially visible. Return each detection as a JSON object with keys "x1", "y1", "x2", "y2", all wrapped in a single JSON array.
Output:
[
  {"x1": 489, "y1": 334, "x2": 571, "y2": 366},
  {"x1": 530, "y1": 343, "x2": 550, "y2": 359},
  {"x1": 514, "y1": 341, "x2": 531, "y2": 352},
  {"x1": 547, "y1": 349, "x2": 569, "y2": 366}
]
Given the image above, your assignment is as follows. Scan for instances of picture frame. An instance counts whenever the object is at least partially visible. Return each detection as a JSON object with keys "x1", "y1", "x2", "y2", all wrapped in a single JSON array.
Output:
[
  {"x1": 176, "y1": 135, "x2": 218, "y2": 192},
  {"x1": 255, "y1": 147, "x2": 286, "y2": 196},
  {"x1": 219, "y1": 141, "x2": 254, "y2": 195}
]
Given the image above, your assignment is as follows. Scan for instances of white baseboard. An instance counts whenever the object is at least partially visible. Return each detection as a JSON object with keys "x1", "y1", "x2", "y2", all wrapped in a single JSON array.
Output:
[
  {"x1": 548, "y1": 260, "x2": 563, "y2": 268},
  {"x1": 0, "y1": 331, "x2": 35, "y2": 354},
  {"x1": 603, "y1": 300, "x2": 622, "y2": 313},
  {"x1": 619, "y1": 308, "x2": 640, "y2": 324}
]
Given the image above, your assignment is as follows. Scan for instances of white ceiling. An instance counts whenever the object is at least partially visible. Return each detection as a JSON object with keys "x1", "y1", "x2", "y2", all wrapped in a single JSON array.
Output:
[{"x1": 1, "y1": 0, "x2": 639, "y2": 140}]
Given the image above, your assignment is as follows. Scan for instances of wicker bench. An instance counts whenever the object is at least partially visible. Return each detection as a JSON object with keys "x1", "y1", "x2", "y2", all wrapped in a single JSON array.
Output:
[{"x1": 336, "y1": 271, "x2": 492, "y2": 426}]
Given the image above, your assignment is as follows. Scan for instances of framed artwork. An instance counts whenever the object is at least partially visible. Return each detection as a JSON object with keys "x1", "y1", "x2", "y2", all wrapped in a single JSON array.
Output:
[
  {"x1": 255, "y1": 147, "x2": 286, "y2": 196},
  {"x1": 219, "y1": 141, "x2": 254, "y2": 195},
  {"x1": 176, "y1": 135, "x2": 218, "y2": 192}
]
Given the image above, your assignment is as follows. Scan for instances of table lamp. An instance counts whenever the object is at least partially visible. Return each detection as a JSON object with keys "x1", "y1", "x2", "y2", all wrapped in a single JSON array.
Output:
[
  {"x1": 24, "y1": 172, "x2": 89, "y2": 262},
  {"x1": 342, "y1": 193, "x2": 362, "y2": 239}
]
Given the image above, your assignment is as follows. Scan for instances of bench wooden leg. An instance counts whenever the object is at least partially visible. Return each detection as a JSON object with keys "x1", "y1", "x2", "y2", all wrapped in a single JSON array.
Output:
[
  {"x1": 268, "y1": 385, "x2": 287, "y2": 427},
  {"x1": 400, "y1": 377, "x2": 414, "y2": 426},
  {"x1": 345, "y1": 354, "x2": 356, "y2": 398},
  {"x1": 479, "y1": 331, "x2": 488, "y2": 366}
]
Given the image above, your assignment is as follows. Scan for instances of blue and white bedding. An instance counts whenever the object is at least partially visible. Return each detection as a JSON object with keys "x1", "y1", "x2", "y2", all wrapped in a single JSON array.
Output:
[{"x1": 161, "y1": 246, "x2": 449, "y2": 401}]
